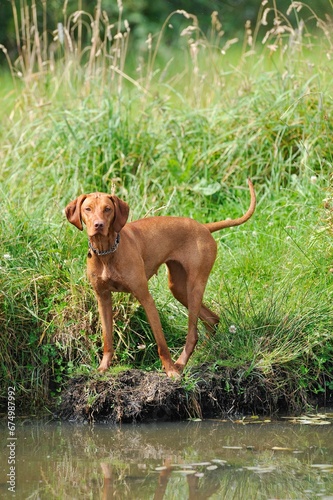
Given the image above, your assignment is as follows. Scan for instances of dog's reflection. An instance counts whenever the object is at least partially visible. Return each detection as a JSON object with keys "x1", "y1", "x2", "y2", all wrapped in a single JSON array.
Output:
[{"x1": 100, "y1": 457, "x2": 221, "y2": 500}]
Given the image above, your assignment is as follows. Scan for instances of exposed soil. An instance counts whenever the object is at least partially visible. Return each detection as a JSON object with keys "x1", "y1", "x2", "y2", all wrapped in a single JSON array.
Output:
[{"x1": 57, "y1": 365, "x2": 333, "y2": 424}]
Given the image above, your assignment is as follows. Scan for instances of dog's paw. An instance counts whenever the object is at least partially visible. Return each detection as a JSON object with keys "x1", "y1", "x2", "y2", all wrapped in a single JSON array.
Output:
[
  {"x1": 166, "y1": 369, "x2": 182, "y2": 379},
  {"x1": 97, "y1": 365, "x2": 108, "y2": 373},
  {"x1": 166, "y1": 363, "x2": 184, "y2": 379},
  {"x1": 97, "y1": 353, "x2": 113, "y2": 372}
]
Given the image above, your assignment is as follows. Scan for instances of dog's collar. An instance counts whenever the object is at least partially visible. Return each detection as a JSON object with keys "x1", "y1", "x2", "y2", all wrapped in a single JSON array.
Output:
[{"x1": 88, "y1": 233, "x2": 120, "y2": 256}]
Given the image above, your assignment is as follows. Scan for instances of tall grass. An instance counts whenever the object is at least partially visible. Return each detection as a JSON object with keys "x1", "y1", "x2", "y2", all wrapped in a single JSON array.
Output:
[{"x1": 0, "y1": 1, "x2": 333, "y2": 412}]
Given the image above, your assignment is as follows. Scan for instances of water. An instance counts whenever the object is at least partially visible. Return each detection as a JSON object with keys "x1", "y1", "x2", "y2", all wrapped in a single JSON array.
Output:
[{"x1": 1, "y1": 417, "x2": 333, "y2": 499}]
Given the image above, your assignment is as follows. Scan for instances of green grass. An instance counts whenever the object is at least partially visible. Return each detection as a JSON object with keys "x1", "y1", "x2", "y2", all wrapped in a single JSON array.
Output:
[{"x1": 1, "y1": 1, "x2": 333, "y2": 412}]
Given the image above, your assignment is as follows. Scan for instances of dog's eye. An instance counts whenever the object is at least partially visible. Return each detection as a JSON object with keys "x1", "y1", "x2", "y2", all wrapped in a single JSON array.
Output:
[
  {"x1": 85, "y1": 207, "x2": 92, "y2": 212},
  {"x1": 104, "y1": 206, "x2": 112, "y2": 212}
]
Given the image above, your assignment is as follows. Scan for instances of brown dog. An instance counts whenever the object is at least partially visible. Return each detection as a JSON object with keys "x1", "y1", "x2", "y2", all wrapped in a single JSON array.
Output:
[{"x1": 65, "y1": 179, "x2": 256, "y2": 377}]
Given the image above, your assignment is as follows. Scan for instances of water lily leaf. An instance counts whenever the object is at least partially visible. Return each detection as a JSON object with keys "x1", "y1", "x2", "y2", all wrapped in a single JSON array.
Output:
[
  {"x1": 222, "y1": 446, "x2": 243, "y2": 450},
  {"x1": 299, "y1": 419, "x2": 331, "y2": 425},
  {"x1": 283, "y1": 414, "x2": 332, "y2": 425},
  {"x1": 272, "y1": 447, "x2": 294, "y2": 451},
  {"x1": 174, "y1": 470, "x2": 197, "y2": 475},
  {"x1": 244, "y1": 466, "x2": 276, "y2": 473},
  {"x1": 311, "y1": 464, "x2": 333, "y2": 469},
  {"x1": 190, "y1": 462, "x2": 211, "y2": 467}
]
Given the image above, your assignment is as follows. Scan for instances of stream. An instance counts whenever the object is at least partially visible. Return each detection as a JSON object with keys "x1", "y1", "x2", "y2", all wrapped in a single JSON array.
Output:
[{"x1": 1, "y1": 415, "x2": 333, "y2": 499}]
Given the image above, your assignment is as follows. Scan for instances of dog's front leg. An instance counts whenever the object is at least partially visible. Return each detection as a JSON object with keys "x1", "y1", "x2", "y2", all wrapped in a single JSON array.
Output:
[
  {"x1": 96, "y1": 290, "x2": 114, "y2": 372},
  {"x1": 134, "y1": 288, "x2": 180, "y2": 378}
]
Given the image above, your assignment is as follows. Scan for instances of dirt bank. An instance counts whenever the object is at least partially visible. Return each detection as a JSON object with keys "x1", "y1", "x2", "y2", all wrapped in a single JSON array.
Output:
[{"x1": 57, "y1": 365, "x2": 333, "y2": 424}]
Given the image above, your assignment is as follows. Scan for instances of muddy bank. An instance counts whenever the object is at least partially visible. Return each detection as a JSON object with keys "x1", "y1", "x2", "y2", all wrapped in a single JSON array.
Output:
[{"x1": 57, "y1": 366, "x2": 333, "y2": 424}]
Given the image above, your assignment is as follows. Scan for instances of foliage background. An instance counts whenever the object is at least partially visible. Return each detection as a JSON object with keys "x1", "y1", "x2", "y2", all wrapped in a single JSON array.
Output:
[{"x1": 1, "y1": 0, "x2": 331, "y2": 56}]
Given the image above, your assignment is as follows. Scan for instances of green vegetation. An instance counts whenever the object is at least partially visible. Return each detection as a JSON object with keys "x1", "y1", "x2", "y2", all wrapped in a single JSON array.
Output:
[
  {"x1": 0, "y1": 1, "x2": 333, "y2": 413},
  {"x1": 1, "y1": 0, "x2": 330, "y2": 54}
]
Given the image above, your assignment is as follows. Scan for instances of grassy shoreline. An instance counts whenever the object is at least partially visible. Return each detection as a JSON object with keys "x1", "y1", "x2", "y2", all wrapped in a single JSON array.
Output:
[{"x1": 1, "y1": 1, "x2": 333, "y2": 415}]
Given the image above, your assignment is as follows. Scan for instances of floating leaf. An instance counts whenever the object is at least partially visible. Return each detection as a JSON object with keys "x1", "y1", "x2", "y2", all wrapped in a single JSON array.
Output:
[
  {"x1": 222, "y1": 446, "x2": 243, "y2": 450},
  {"x1": 190, "y1": 462, "x2": 211, "y2": 467},
  {"x1": 172, "y1": 464, "x2": 194, "y2": 469},
  {"x1": 272, "y1": 447, "x2": 294, "y2": 451},
  {"x1": 284, "y1": 414, "x2": 332, "y2": 425},
  {"x1": 235, "y1": 417, "x2": 271, "y2": 425},
  {"x1": 174, "y1": 470, "x2": 197, "y2": 475},
  {"x1": 244, "y1": 466, "x2": 276, "y2": 473},
  {"x1": 311, "y1": 464, "x2": 333, "y2": 469},
  {"x1": 299, "y1": 419, "x2": 331, "y2": 425}
]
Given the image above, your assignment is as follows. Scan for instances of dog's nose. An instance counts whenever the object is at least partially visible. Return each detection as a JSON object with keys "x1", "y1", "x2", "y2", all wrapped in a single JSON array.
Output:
[{"x1": 94, "y1": 220, "x2": 104, "y2": 230}]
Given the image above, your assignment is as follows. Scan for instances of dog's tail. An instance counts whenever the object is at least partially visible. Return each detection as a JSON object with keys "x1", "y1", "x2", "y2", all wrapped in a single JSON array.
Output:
[{"x1": 205, "y1": 178, "x2": 256, "y2": 233}]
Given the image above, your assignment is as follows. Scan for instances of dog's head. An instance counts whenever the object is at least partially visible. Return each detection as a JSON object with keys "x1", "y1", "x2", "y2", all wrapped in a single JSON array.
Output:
[{"x1": 65, "y1": 193, "x2": 129, "y2": 237}]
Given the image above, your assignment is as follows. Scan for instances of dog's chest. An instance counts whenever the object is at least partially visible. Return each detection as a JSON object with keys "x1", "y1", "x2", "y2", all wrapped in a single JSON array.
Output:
[{"x1": 88, "y1": 262, "x2": 128, "y2": 292}]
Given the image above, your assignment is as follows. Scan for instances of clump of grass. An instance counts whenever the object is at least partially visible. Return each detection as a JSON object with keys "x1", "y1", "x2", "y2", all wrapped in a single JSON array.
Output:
[
  {"x1": 323, "y1": 173, "x2": 333, "y2": 235},
  {"x1": 191, "y1": 195, "x2": 333, "y2": 400}
]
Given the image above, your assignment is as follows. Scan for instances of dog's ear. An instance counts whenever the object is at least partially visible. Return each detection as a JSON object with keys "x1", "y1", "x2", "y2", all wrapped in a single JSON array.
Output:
[
  {"x1": 65, "y1": 195, "x2": 87, "y2": 231},
  {"x1": 111, "y1": 196, "x2": 129, "y2": 233}
]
